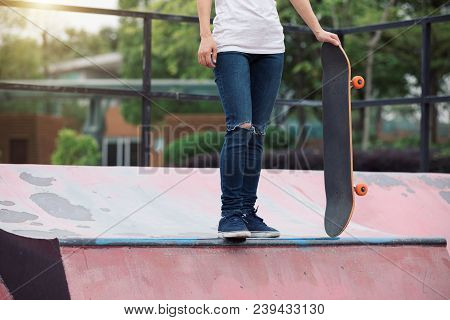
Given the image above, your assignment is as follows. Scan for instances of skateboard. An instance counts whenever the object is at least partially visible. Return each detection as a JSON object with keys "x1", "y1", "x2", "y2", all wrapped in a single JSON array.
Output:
[{"x1": 321, "y1": 42, "x2": 368, "y2": 237}]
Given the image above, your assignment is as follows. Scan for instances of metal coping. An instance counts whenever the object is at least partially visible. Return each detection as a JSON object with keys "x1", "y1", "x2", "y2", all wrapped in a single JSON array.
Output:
[{"x1": 59, "y1": 237, "x2": 447, "y2": 248}]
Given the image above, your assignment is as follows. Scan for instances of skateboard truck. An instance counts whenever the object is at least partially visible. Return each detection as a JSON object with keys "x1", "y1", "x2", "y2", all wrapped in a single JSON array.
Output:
[{"x1": 351, "y1": 75, "x2": 368, "y2": 197}]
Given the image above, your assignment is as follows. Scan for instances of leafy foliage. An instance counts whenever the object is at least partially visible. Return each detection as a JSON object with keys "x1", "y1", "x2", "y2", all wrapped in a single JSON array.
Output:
[
  {"x1": 118, "y1": 0, "x2": 221, "y2": 125},
  {"x1": 0, "y1": 35, "x2": 42, "y2": 79},
  {"x1": 264, "y1": 126, "x2": 298, "y2": 150},
  {"x1": 44, "y1": 27, "x2": 118, "y2": 63},
  {"x1": 1, "y1": 0, "x2": 448, "y2": 166},
  {"x1": 116, "y1": 1, "x2": 448, "y2": 141},
  {"x1": 164, "y1": 126, "x2": 297, "y2": 165},
  {"x1": 51, "y1": 129, "x2": 100, "y2": 165},
  {"x1": 164, "y1": 130, "x2": 224, "y2": 165}
]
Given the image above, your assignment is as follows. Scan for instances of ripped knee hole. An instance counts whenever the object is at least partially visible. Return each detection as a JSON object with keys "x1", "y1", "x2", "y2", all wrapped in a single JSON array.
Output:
[{"x1": 239, "y1": 122, "x2": 253, "y2": 130}]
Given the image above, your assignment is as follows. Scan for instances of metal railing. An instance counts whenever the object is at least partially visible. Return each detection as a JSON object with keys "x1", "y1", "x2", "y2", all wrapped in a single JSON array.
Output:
[{"x1": 0, "y1": 1, "x2": 449, "y2": 170}]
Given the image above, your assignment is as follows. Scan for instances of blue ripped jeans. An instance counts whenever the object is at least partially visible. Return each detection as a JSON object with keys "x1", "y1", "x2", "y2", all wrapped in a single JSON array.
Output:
[{"x1": 213, "y1": 51, "x2": 284, "y2": 217}]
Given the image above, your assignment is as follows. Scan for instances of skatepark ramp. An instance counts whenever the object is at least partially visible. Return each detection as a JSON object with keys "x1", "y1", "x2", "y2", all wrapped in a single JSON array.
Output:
[{"x1": 0, "y1": 164, "x2": 449, "y2": 299}]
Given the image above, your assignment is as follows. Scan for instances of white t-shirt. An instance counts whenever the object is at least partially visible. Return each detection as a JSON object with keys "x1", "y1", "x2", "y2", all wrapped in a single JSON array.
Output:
[{"x1": 212, "y1": 0, "x2": 285, "y2": 54}]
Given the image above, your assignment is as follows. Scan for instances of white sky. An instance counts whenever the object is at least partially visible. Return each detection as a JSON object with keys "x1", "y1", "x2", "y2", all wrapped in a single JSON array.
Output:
[
  {"x1": 4, "y1": 0, "x2": 120, "y2": 39},
  {"x1": 33, "y1": 0, "x2": 119, "y2": 8}
]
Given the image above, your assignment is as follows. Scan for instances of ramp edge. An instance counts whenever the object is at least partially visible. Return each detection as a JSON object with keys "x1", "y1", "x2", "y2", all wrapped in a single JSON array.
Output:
[{"x1": 59, "y1": 237, "x2": 447, "y2": 247}]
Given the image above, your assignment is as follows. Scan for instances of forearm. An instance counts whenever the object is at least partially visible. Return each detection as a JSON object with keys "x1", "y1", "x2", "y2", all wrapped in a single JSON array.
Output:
[
  {"x1": 289, "y1": 0, "x2": 323, "y2": 35},
  {"x1": 197, "y1": 0, "x2": 213, "y2": 38}
]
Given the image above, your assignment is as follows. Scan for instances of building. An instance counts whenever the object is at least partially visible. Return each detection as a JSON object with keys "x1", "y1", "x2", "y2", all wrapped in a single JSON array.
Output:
[
  {"x1": 0, "y1": 52, "x2": 219, "y2": 166},
  {"x1": 0, "y1": 114, "x2": 72, "y2": 164}
]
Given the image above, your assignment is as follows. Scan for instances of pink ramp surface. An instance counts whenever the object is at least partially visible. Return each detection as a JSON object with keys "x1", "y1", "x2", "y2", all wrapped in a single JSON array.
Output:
[
  {"x1": 0, "y1": 165, "x2": 449, "y2": 300},
  {"x1": 0, "y1": 164, "x2": 449, "y2": 241},
  {"x1": 62, "y1": 245, "x2": 450, "y2": 300}
]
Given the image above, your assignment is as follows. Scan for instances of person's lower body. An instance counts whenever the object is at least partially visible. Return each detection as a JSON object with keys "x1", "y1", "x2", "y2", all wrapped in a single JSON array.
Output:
[{"x1": 213, "y1": 51, "x2": 284, "y2": 238}]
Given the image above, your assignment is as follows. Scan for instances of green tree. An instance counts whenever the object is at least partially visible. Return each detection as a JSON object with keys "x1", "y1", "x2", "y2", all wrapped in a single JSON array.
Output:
[
  {"x1": 118, "y1": 0, "x2": 221, "y2": 125},
  {"x1": 0, "y1": 35, "x2": 42, "y2": 79},
  {"x1": 43, "y1": 27, "x2": 118, "y2": 65},
  {"x1": 164, "y1": 131, "x2": 224, "y2": 165},
  {"x1": 0, "y1": 17, "x2": 118, "y2": 116},
  {"x1": 277, "y1": 0, "x2": 448, "y2": 149},
  {"x1": 51, "y1": 129, "x2": 100, "y2": 165},
  {"x1": 391, "y1": 1, "x2": 450, "y2": 144}
]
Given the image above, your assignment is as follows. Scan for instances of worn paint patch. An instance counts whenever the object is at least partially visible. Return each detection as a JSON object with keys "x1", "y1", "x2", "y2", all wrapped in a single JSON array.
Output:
[
  {"x1": 30, "y1": 222, "x2": 43, "y2": 226},
  {"x1": 12, "y1": 228, "x2": 80, "y2": 239},
  {"x1": 30, "y1": 193, "x2": 93, "y2": 221},
  {"x1": 0, "y1": 201, "x2": 15, "y2": 206},
  {"x1": 20, "y1": 172, "x2": 55, "y2": 187},
  {"x1": 100, "y1": 208, "x2": 110, "y2": 212},
  {"x1": 360, "y1": 173, "x2": 415, "y2": 193},
  {"x1": 439, "y1": 191, "x2": 450, "y2": 204},
  {"x1": 49, "y1": 228, "x2": 80, "y2": 238},
  {"x1": 10, "y1": 229, "x2": 55, "y2": 239},
  {"x1": 0, "y1": 209, "x2": 38, "y2": 223},
  {"x1": 76, "y1": 225, "x2": 90, "y2": 229},
  {"x1": 178, "y1": 232, "x2": 220, "y2": 238},
  {"x1": 419, "y1": 175, "x2": 450, "y2": 189},
  {"x1": 115, "y1": 232, "x2": 147, "y2": 237}
]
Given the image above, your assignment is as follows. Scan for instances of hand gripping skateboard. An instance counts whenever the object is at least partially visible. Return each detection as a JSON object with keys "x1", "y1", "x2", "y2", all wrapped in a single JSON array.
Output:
[{"x1": 321, "y1": 42, "x2": 368, "y2": 237}]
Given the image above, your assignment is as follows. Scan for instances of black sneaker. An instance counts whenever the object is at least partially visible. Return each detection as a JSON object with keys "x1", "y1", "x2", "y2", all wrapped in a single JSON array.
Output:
[
  {"x1": 242, "y1": 207, "x2": 280, "y2": 238},
  {"x1": 218, "y1": 211, "x2": 251, "y2": 239}
]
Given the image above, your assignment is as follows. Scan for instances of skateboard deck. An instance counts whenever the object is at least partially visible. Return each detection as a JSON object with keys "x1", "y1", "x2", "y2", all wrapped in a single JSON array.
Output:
[{"x1": 321, "y1": 42, "x2": 367, "y2": 237}]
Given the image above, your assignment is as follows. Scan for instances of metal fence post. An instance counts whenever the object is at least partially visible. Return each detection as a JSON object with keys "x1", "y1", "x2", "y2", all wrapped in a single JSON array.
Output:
[
  {"x1": 420, "y1": 22, "x2": 431, "y2": 172},
  {"x1": 140, "y1": 15, "x2": 152, "y2": 167}
]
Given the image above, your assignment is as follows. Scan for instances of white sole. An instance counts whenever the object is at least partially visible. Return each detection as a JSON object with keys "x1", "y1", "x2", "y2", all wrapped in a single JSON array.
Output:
[
  {"x1": 218, "y1": 231, "x2": 251, "y2": 239},
  {"x1": 249, "y1": 231, "x2": 281, "y2": 238}
]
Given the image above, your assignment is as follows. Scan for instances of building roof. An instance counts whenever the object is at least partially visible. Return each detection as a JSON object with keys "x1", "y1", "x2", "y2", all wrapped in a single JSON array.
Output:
[
  {"x1": 47, "y1": 52, "x2": 122, "y2": 75},
  {"x1": 0, "y1": 78, "x2": 218, "y2": 97}
]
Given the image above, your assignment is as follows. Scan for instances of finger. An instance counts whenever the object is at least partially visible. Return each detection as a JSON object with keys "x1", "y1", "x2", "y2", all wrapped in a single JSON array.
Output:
[
  {"x1": 330, "y1": 33, "x2": 341, "y2": 46},
  {"x1": 331, "y1": 37, "x2": 340, "y2": 46},
  {"x1": 203, "y1": 53, "x2": 210, "y2": 67},
  {"x1": 199, "y1": 52, "x2": 207, "y2": 67},
  {"x1": 334, "y1": 37, "x2": 341, "y2": 46},
  {"x1": 212, "y1": 47, "x2": 217, "y2": 65},
  {"x1": 327, "y1": 35, "x2": 339, "y2": 46},
  {"x1": 208, "y1": 52, "x2": 216, "y2": 68},
  {"x1": 205, "y1": 51, "x2": 214, "y2": 68}
]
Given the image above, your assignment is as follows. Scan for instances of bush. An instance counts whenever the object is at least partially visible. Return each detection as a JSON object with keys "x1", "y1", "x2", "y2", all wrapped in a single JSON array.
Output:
[
  {"x1": 264, "y1": 126, "x2": 297, "y2": 150},
  {"x1": 183, "y1": 148, "x2": 450, "y2": 173},
  {"x1": 164, "y1": 126, "x2": 297, "y2": 166},
  {"x1": 164, "y1": 131, "x2": 225, "y2": 166},
  {"x1": 51, "y1": 129, "x2": 100, "y2": 165},
  {"x1": 370, "y1": 136, "x2": 421, "y2": 150}
]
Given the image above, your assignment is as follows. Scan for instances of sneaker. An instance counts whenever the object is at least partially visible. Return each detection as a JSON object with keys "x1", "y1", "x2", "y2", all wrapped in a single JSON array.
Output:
[
  {"x1": 242, "y1": 207, "x2": 280, "y2": 238},
  {"x1": 218, "y1": 211, "x2": 251, "y2": 239}
]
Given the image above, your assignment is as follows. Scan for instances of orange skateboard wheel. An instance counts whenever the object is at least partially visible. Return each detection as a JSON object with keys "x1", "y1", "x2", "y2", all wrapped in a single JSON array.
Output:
[
  {"x1": 354, "y1": 183, "x2": 368, "y2": 196},
  {"x1": 351, "y1": 76, "x2": 365, "y2": 89}
]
